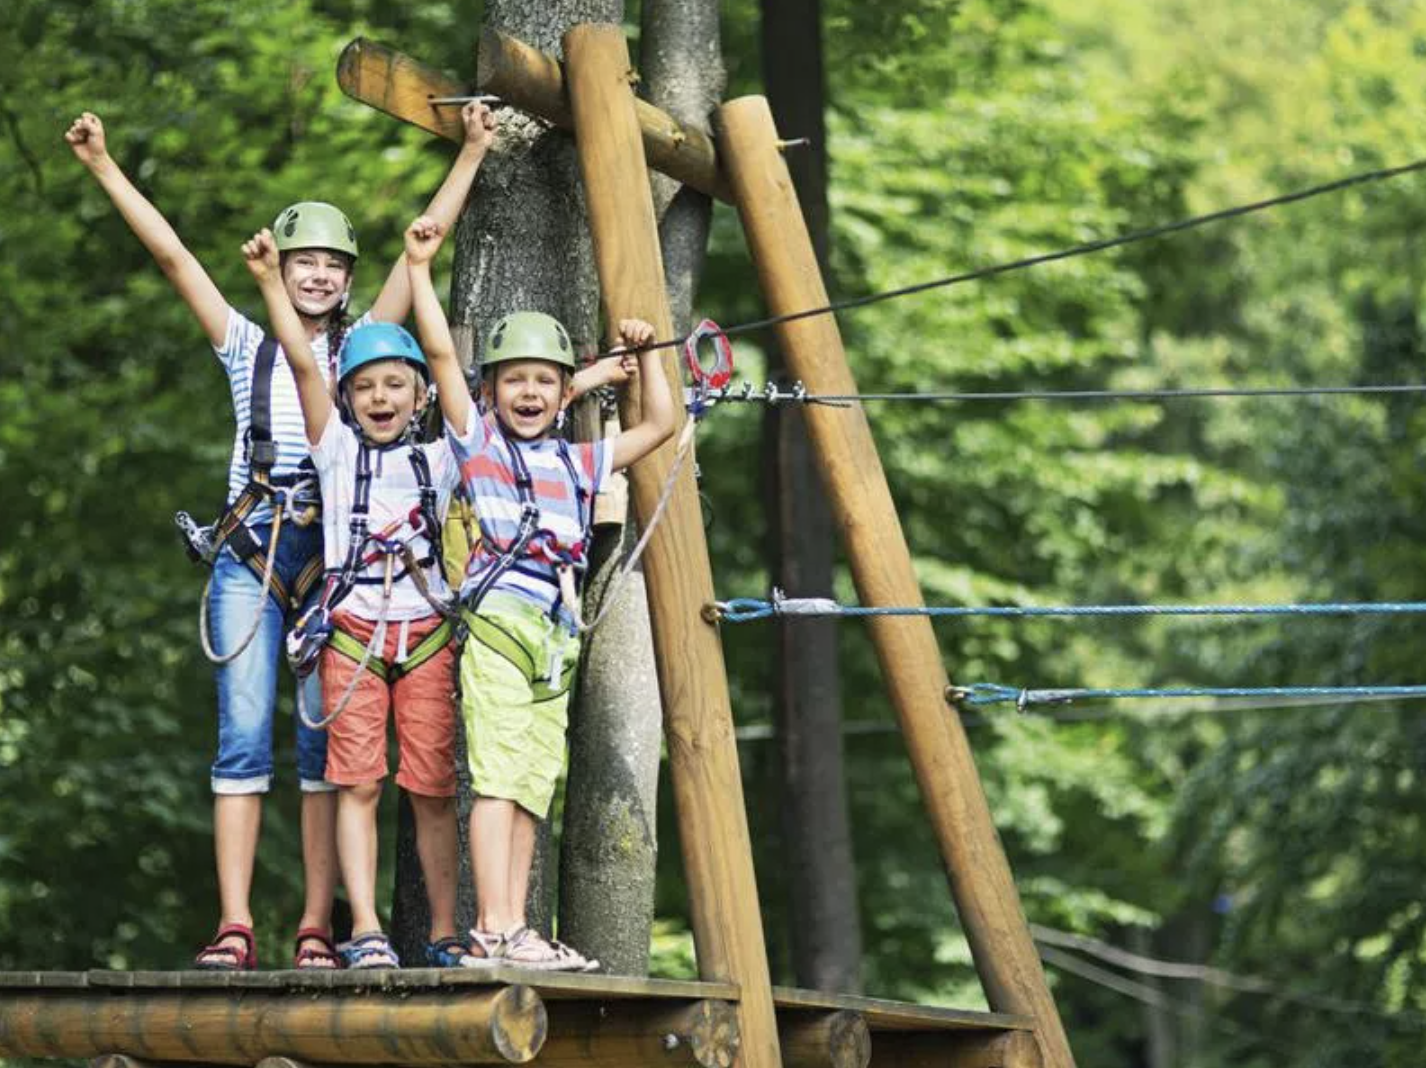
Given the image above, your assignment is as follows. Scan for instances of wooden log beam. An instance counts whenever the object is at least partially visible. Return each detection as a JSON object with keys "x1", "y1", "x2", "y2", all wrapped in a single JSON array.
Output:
[
  {"x1": 539, "y1": 999, "x2": 740, "y2": 1068},
  {"x1": 778, "y1": 1011, "x2": 870, "y2": 1068},
  {"x1": 476, "y1": 28, "x2": 731, "y2": 203},
  {"x1": 870, "y1": 1031, "x2": 1042, "y2": 1068},
  {"x1": 336, "y1": 38, "x2": 470, "y2": 143},
  {"x1": 562, "y1": 22, "x2": 782, "y2": 1068},
  {"x1": 0, "y1": 987, "x2": 545, "y2": 1065},
  {"x1": 714, "y1": 94, "x2": 1076, "y2": 1068}
]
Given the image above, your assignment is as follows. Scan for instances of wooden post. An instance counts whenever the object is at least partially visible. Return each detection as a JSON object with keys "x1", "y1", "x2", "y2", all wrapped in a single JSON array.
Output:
[
  {"x1": 540, "y1": 999, "x2": 740, "y2": 1068},
  {"x1": 562, "y1": 24, "x2": 783, "y2": 1068},
  {"x1": 0, "y1": 988, "x2": 545, "y2": 1065},
  {"x1": 714, "y1": 95, "x2": 1076, "y2": 1068},
  {"x1": 777, "y1": 1011, "x2": 870, "y2": 1068}
]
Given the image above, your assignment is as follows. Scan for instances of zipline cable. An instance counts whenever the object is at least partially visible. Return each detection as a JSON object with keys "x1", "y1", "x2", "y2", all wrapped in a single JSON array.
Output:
[
  {"x1": 708, "y1": 380, "x2": 1426, "y2": 406},
  {"x1": 712, "y1": 591, "x2": 1426, "y2": 624},
  {"x1": 958, "y1": 682, "x2": 1426, "y2": 710},
  {"x1": 597, "y1": 155, "x2": 1426, "y2": 362}
]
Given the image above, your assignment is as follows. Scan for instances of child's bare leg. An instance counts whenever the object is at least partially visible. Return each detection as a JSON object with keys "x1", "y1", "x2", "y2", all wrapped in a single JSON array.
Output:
[
  {"x1": 337, "y1": 781, "x2": 384, "y2": 934},
  {"x1": 471, "y1": 797, "x2": 517, "y2": 932},
  {"x1": 298, "y1": 790, "x2": 338, "y2": 933},
  {"x1": 410, "y1": 792, "x2": 459, "y2": 940},
  {"x1": 507, "y1": 806, "x2": 538, "y2": 930},
  {"x1": 213, "y1": 794, "x2": 260, "y2": 928}
]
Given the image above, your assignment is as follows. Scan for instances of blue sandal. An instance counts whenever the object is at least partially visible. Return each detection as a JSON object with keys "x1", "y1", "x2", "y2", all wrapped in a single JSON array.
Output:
[
  {"x1": 338, "y1": 931, "x2": 400, "y2": 970},
  {"x1": 426, "y1": 935, "x2": 493, "y2": 968}
]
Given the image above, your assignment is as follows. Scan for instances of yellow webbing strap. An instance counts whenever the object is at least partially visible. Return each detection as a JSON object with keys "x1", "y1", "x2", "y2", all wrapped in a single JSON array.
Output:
[
  {"x1": 462, "y1": 610, "x2": 574, "y2": 701},
  {"x1": 327, "y1": 619, "x2": 455, "y2": 683}
]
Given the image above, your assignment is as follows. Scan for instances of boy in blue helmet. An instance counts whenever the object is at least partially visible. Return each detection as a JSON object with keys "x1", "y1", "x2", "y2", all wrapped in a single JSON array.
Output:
[{"x1": 243, "y1": 227, "x2": 463, "y2": 969}]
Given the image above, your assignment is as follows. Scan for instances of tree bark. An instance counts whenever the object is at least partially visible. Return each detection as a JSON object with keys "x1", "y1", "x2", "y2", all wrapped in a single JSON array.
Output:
[
  {"x1": 760, "y1": 0, "x2": 862, "y2": 993},
  {"x1": 392, "y1": 0, "x2": 620, "y2": 962}
]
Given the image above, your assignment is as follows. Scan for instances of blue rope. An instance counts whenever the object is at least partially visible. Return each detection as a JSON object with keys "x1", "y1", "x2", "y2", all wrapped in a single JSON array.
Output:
[
  {"x1": 959, "y1": 683, "x2": 1426, "y2": 710},
  {"x1": 715, "y1": 594, "x2": 1426, "y2": 624}
]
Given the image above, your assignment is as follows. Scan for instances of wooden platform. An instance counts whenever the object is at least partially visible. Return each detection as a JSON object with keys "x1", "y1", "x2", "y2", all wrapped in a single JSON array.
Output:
[{"x1": 0, "y1": 970, "x2": 1037, "y2": 1068}]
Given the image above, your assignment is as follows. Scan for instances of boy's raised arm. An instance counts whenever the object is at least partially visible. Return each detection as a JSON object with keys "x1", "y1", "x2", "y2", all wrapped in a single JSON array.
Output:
[
  {"x1": 369, "y1": 102, "x2": 498, "y2": 324},
  {"x1": 66, "y1": 112, "x2": 229, "y2": 347},
  {"x1": 404, "y1": 217, "x2": 471, "y2": 434},
  {"x1": 243, "y1": 229, "x2": 333, "y2": 445},
  {"x1": 610, "y1": 320, "x2": 677, "y2": 472}
]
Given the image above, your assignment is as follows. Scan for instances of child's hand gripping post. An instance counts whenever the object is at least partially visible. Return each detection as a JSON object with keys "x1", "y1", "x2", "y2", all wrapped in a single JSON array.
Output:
[
  {"x1": 609, "y1": 318, "x2": 676, "y2": 472},
  {"x1": 243, "y1": 228, "x2": 333, "y2": 444}
]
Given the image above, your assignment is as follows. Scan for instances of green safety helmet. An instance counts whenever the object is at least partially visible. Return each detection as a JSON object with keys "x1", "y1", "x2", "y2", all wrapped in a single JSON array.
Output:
[
  {"x1": 272, "y1": 201, "x2": 359, "y2": 260},
  {"x1": 483, "y1": 311, "x2": 577, "y2": 372}
]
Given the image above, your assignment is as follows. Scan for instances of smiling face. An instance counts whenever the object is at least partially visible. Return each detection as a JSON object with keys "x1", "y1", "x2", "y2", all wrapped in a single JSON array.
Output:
[
  {"x1": 485, "y1": 358, "x2": 575, "y2": 440},
  {"x1": 343, "y1": 359, "x2": 426, "y2": 445},
  {"x1": 281, "y1": 249, "x2": 353, "y2": 320}
]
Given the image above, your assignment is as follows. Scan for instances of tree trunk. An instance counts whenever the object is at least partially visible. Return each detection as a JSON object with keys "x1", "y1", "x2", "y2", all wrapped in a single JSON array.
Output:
[
  {"x1": 760, "y1": 0, "x2": 863, "y2": 994},
  {"x1": 391, "y1": 0, "x2": 621, "y2": 963},
  {"x1": 557, "y1": 0, "x2": 725, "y2": 976}
]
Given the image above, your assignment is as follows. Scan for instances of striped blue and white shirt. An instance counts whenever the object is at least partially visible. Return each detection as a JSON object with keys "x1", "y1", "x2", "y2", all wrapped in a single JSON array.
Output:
[{"x1": 213, "y1": 307, "x2": 369, "y2": 525}]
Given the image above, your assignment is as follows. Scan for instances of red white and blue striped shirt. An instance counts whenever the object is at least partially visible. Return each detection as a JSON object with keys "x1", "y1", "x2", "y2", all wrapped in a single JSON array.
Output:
[{"x1": 448, "y1": 411, "x2": 611, "y2": 624}]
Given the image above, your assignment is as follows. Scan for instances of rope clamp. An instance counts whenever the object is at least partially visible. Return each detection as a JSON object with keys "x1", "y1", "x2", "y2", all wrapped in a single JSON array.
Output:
[{"x1": 702, "y1": 602, "x2": 726, "y2": 625}]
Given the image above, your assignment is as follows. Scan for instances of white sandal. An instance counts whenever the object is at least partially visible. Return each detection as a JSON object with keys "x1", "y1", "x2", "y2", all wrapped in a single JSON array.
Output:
[{"x1": 501, "y1": 925, "x2": 600, "y2": 972}]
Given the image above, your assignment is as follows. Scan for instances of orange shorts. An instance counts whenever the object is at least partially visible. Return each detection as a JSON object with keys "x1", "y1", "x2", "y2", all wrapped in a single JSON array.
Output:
[{"x1": 319, "y1": 610, "x2": 458, "y2": 797}]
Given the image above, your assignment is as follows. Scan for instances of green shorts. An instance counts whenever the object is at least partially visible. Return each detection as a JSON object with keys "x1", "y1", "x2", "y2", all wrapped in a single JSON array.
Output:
[{"x1": 459, "y1": 593, "x2": 580, "y2": 818}]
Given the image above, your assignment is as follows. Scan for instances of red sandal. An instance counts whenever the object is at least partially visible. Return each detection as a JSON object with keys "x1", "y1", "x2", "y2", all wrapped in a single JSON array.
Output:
[
  {"x1": 193, "y1": 923, "x2": 257, "y2": 971},
  {"x1": 293, "y1": 927, "x2": 342, "y2": 970}
]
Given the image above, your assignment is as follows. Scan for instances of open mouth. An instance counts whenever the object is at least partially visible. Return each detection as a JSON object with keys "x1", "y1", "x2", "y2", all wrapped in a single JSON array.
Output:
[
  {"x1": 368, "y1": 411, "x2": 397, "y2": 429},
  {"x1": 513, "y1": 404, "x2": 544, "y2": 420}
]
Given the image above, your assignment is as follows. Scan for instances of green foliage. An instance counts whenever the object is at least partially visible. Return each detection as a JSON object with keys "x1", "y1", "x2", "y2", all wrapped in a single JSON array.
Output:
[
  {"x1": 5, "y1": 1, "x2": 1426, "y2": 1065},
  {"x1": 0, "y1": 0, "x2": 467, "y2": 970}
]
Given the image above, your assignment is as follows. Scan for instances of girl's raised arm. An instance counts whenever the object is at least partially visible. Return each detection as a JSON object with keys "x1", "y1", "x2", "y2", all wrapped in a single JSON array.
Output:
[
  {"x1": 369, "y1": 102, "x2": 498, "y2": 324},
  {"x1": 243, "y1": 229, "x2": 333, "y2": 445},
  {"x1": 66, "y1": 112, "x2": 229, "y2": 347}
]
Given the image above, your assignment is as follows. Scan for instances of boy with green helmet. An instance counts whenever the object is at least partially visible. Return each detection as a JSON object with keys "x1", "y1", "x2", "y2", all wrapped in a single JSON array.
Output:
[
  {"x1": 66, "y1": 103, "x2": 498, "y2": 972},
  {"x1": 404, "y1": 214, "x2": 676, "y2": 971}
]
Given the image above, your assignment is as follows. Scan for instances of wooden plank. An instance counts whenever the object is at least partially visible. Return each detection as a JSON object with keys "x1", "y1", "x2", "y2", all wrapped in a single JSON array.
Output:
[
  {"x1": 563, "y1": 22, "x2": 783, "y2": 1068},
  {"x1": 476, "y1": 27, "x2": 732, "y2": 203},
  {"x1": 0, "y1": 969, "x2": 737, "y2": 1001},
  {"x1": 0, "y1": 971, "x2": 88, "y2": 989},
  {"x1": 0, "y1": 987, "x2": 546, "y2": 1065},
  {"x1": 773, "y1": 989, "x2": 1031, "y2": 1034},
  {"x1": 336, "y1": 37, "x2": 469, "y2": 143},
  {"x1": 715, "y1": 95, "x2": 1076, "y2": 1068}
]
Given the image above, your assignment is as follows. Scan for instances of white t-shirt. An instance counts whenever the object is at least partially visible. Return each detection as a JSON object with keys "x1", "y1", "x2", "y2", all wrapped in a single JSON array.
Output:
[
  {"x1": 311, "y1": 415, "x2": 459, "y2": 621},
  {"x1": 213, "y1": 307, "x2": 369, "y2": 524}
]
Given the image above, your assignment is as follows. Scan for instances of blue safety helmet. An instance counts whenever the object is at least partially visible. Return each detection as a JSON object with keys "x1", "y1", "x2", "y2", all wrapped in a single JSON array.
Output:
[{"x1": 338, "y1": 322, "x2": 430, "y2": 386}]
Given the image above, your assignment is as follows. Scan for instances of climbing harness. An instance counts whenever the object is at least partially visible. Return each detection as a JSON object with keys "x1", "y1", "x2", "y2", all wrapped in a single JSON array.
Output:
[
  {"x1": 184, "y1": 334, "x2": 324, "y2": 664},
  {"x1": 559, "y1": 320, "x2": 734, "y2": 634},
  {"x1": 288, "y1": 441, "x2": 455, "y2": 729}
]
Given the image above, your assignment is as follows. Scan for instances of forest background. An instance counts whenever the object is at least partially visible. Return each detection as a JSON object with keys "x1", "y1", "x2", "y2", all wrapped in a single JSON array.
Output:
[{"x1": 3, "y1": 1, "x2": 1425, "y2": 1066}]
